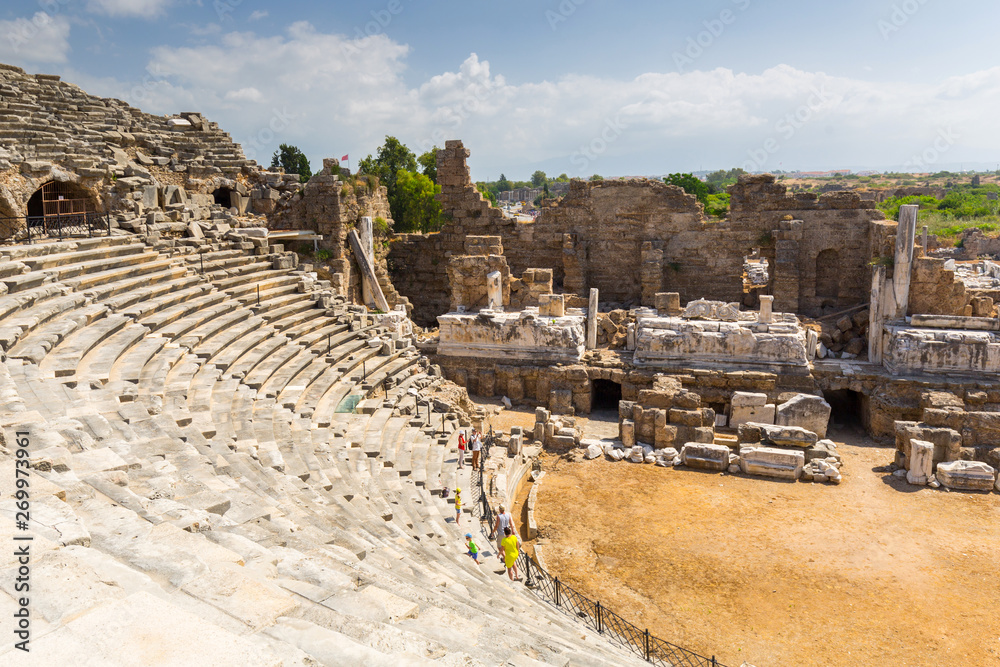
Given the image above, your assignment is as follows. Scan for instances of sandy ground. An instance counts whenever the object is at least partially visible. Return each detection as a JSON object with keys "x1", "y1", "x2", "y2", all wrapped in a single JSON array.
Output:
[{"x1": 492, "y1": 410, "x2": 1000, "y2": 667}]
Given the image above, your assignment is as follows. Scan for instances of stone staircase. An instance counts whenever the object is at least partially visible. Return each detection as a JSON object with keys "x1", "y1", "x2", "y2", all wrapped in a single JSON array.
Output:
[{"x1": 0, "y1": 233, "x2": 645, "y2": 665}]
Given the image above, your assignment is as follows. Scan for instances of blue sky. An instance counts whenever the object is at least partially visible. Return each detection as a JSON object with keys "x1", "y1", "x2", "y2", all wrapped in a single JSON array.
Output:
[{"x1": 2, "y1": 0, "x2": 999, "y2": 180}]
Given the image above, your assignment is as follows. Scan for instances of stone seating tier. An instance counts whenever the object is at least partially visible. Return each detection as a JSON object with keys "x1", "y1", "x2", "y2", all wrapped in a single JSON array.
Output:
[{"x1": 0, "y1": 232, "x2": 644, "y2": 665}]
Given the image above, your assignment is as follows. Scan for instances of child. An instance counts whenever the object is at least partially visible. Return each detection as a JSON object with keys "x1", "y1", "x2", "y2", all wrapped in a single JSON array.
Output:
[
  {"x1": 465, "y1": 533, "x2": 480, "y2": 563},
  {"x1": 454, "y1": 487, "x2": 462, "y2": 525},
  {"x1": 501, "y1": 526, "x2": 521, "y2": 581}
]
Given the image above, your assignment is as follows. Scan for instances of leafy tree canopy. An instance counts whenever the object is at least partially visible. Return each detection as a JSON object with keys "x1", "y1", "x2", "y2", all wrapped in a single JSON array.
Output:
[
  {"x1": 358, "y1": 136, "x2": 418, "y2": 223},
  {"x1": 664, "y1": 173, "x2": 709, "y2": 205},
  {"x1": 418, "y1": 148, "x2": 439, "y2": 183},
  {"x1": 531, "y1": 170, "x2": 548, "y2": 187},
  {"x1": 270, "y1": 144, "x2": 312, "y2": 183},
  {"x1": 395, "y1": 169, "x2": 445, "y2": 233}
]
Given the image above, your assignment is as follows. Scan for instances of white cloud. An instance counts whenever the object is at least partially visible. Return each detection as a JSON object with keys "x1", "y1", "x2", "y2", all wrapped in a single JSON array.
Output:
[
  {"x1": 86, "y1": 0, "x2": 171, "y2": 19},
  {"x1": 249, "y1": 10, "x2": 268, "y2": 21},
  {"x1": 0, "y1": 13, "x2": 71, "y2": 65},
  {"x1": 75, "y1": 22, "x2": 1000, "y2": 176}
]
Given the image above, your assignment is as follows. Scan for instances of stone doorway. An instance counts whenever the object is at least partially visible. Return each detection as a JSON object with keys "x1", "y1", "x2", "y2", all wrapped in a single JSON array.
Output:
[
  {"x1": 591, "y1": 379, "x2": 622, "y2": 413},
  {"x1": 823, "y1": 389, "x2": 865, "y2": 430},
  {"x1": 212, "y1": 187, "x2": 233, "y2": 208},
  {"x1": 26, "y1": 181, "x2": 97, "y2": 222}
]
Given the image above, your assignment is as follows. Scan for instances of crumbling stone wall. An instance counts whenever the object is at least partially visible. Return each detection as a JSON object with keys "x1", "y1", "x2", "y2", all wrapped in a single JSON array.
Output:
[
  {"x1": 390, "y1": 141, "x2": 891, "y2": 326},
  {"x1": 907, "y1": 258, "x2": 971, "y2": 316},
  {"x1": 271, "y1": 162, "x2": 401, "y2": 307}
]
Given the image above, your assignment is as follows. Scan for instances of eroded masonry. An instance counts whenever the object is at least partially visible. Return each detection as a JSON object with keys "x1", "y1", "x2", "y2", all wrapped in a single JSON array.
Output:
[{"x1": 0, "y1": 63, "x2": 997, "y2": 665}]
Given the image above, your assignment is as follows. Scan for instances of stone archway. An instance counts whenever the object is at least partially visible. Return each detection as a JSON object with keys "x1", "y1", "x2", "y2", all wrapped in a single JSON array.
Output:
[{"x1": 26, "y1": 180, "x2": 98, "y2": 223}]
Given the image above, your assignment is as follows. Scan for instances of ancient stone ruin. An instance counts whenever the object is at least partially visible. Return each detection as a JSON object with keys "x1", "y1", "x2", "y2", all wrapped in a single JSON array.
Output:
[{"x1": 0, "y1": 64, "x2": 997, "y2": 665}]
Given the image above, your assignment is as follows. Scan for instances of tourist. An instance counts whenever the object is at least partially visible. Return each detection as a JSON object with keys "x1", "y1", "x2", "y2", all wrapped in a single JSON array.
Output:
[
  {"x1": 454, "y1": 487, "x2": 462, "y2": 524},
  {"x1": 465, "y1": 533, "x2": 480, "y2": 564},
  {"x1": 492, "y1": 505, "x2": 515, "y2": 562},
  {"x1": 457, "y1": 430, "x2": 467, "y2": 469},
  {"x1": 501, "y1": 526, "x2": 521, "y2": 581},
  {"x1": 471, "y1": 430, "x2": 482, "y2": 470}
]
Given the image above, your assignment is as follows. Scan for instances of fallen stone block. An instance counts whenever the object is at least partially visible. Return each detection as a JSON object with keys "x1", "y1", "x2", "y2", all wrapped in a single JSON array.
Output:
[
  {"x1": 775, "y1": 393, "x2": 831, "y2": 438},
  {"x1": 680, "y1": 442, "x2": 730, "y2": 471},
  {"x1": 740, "y1": 447, "x2": 804, "y2": 480},
  {"x1": 749, "y1": 422, "x2": 818, "y2": 448},
  {"x1": 906, "y1": 439, "x2": 934, "y2": 486},
  {"x1": 730, "y1": 404, "x2": 775, "y2": 428},
  {"x1": 935, "y1": 460, "x2": 996, "y2": 491}
]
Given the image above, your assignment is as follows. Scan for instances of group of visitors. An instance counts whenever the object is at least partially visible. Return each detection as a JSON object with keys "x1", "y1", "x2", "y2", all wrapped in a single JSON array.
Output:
[
  {"x1": 463, "y1": 504, "x2": 522, "y2": 581},
  {"x1": 456, "y1": 428, "x2": 483, "y2": 471}
]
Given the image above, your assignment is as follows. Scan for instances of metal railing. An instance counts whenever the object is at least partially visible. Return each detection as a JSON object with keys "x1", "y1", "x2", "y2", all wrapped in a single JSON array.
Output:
[
  {"x1": 0, "y1": 212, "x2": 112, "y2": 244},
  {"x1": 475, "y1": 428, "x2": 728, "y2": 667}
]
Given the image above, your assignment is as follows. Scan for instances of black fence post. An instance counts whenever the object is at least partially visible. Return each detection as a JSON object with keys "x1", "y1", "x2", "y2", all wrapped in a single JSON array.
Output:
[
  {"x1": 88, "y1": 212, "x2": 93, "y2": 238},
  {"x1": 555, "y1": 577, "x2": 561, "y2": 607},
  {"x1": 327, "y1": 332, "x2": 331, "y2": 355},
  {"x1": 596, "y1": 601, "x2": 602, "y2": 634},
  {"x1": 257, "y1": 285, "x2": 261, "y2": 307},
  {"x1": 712, "y1": 657, "x2": 717, "y2": 667},
  {"x1": 57, "y1": 211, "x2": 62, "y2": 241},
  {"x1": 644, "y1": 629, "x2": 650, "y2": 662},
  {"x1": 106, "y1": 212, "x2": 111, "y2": 237},
  {"x1": 26, "y1": 218, "x2": 31, "y2": 244}
]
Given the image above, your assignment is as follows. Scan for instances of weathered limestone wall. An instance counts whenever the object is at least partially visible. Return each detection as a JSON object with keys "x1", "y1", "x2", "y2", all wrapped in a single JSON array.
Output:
[
  {"x1": 908, "y1": 258, "x2": 970, "y2": 316},
  {"x1": 273, "y1": 164, "x2": 400, "y2": 307},
  {"x1": 437, "y1": 310, "x2": 586, "y2": 363},
  {"x1": 390, "y1": 141, "x2": 891, "y2": 326}
]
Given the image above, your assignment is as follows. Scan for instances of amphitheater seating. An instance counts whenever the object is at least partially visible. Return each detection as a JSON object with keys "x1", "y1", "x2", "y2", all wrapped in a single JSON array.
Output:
[{"x1": 0, "y1": 233, "x2": 644, "y2": 665}]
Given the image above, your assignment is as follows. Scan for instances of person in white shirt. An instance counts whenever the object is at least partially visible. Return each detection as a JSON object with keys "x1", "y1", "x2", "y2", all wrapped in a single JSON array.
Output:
[{"x1": 492, "y1": 505, "x2": 515, "y2": 562}]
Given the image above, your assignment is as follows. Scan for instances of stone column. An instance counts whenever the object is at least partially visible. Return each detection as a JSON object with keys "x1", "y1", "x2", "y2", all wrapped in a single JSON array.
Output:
[
  {"x1": 359, "y1": 217, "x2": 374, "y2": 306},
  {"x1": 921, "y1": 225, "x2": 929, "y2": 257},
  {"x1": 587, "y1": 288, "x2": 598, "y2": 349},
  {"x1": 486, "y1": 271, "x2": 502, "y2": 310},
  {"x1": 868, "y1": 265, "x2": 889, "y2": 365},
  {"x1": 758, "y1": 295, "x2": 774, "y2": 324},
  {"x1": 893, "y1": 205, "x2": 918, "y2": 318}
]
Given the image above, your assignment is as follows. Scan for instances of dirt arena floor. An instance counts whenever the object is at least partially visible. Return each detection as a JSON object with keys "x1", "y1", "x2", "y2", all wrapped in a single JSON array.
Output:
[{"x1": 486, "y1": 406, "x2": 1000, "y2": 667}]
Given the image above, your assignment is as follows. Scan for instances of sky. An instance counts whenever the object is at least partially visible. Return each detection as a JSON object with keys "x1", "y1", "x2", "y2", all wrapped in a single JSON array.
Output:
[{"x1": 1, "y1": 0, "x2": 999, "y2": 180}]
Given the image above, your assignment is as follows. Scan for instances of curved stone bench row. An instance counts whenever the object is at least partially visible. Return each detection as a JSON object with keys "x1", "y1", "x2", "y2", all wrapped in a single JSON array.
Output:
[{"x1": 0, "y1": 235, "x2": 643, "y2": 665}]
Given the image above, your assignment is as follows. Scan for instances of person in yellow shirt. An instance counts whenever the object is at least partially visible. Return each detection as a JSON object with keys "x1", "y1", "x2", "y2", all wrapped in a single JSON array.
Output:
[
  {"x1": 454, "y1": 487, "x2": 462, "y2": 525},
  {"x1": 500, "y1": 527, "x2": 521, "y2": 581}
]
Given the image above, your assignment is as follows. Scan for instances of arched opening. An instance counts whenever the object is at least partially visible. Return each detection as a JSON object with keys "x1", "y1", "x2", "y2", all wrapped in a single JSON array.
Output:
[
  {"x1": 823, "y1": 389, "x2": 865, "y2": 431},
  {"x1": 815, "y1": 249, "x2": 841, "y2": 303},
  {"x1": 26, "y1": 181, "x2": 97, "y2": 226},
  {"x1": 591, "y1": 379, "x2": 622, "y2": 414},
  {"x1": 212, "y1": 187, "x2": 233, "y2": 209}
]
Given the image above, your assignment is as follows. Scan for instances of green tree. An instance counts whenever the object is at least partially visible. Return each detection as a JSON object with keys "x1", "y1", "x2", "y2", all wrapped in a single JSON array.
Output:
[
  {"x1": 358, "y1": 136, "x2": 418, "y2": 223},
  {"x1": 418, "y1": 147, "x2": 439, "y2": 183},
  {"x1": 531, "y1": 170, "x2": 548, "y2": 187},
  {"x1": 395, "y1": 169, "x2": 444, "y2": 233},
  {"x1": 589, "y1": 174, "x2": 603, "y2": 181},
  {"x1": 496, "y1": 174, "x2": 512, "y2": 192},
  {"x1": 664, "y1": 173, "x2": 709, "y2": 205},
  {"x1": 270, "y1": 144, "x2": 312, "y2": 183}
]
